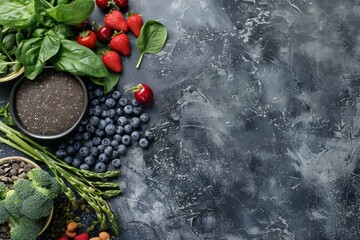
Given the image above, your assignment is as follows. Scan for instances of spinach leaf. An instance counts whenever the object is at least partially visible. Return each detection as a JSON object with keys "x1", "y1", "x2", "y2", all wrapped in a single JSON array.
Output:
[
  {"x1": 0, "y1": 55, "x2": 8, "y2": 75},
  {"x1": 20, "y1": 35, "x2": 61, "y2": 80},
  {"x1": 45, "y1": 0, "x2": 94, "y2": 25},
  {"x1": 0, "y1": 0, "x2": 38, "y2": 29},
  {"x1": 0, "y1": 103, "x2": 15, "y2": 126},
  {"x1": 91, "y1": 72, "x2": 120, "y2": 94},
  {"x1": 136, "y1": 20, "x2": 168, "y2": 68},
  {"x1": 2, "y1": 33, "x2": 16, "y2": 50},
  {"x1": 51, "y1": 39, "x2": 108, "y2": 78}
]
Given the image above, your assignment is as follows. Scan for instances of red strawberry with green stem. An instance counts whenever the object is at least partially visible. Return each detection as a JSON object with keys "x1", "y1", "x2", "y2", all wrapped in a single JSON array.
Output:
[
  {"x1": 104, "y1": 10, "x2": 128, "y2": 33},
  {"x1": 126, "y1": 12, "x2": 143, "y2": 37},
  {"x1": 102, "y1": 51, "x2": 122, "y2": 72},
  {"x1": 110, "y1": 33, "x2": 130, "y2": 56}
]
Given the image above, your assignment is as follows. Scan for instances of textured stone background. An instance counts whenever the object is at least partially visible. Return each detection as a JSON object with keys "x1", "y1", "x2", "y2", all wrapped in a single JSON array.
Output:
[{"x1": 1, "y1": 0, "x2": 360, "y2": 239}]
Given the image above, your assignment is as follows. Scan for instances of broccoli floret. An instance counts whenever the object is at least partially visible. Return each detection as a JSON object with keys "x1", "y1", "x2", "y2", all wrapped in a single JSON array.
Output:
[
  {"x1": 8, "y1": 215, "x2": 42, "y2": 240},
  {"x1": 0, "y1": 200, "x2": 10, "y2": 224},
  {"x1": 21, "y1": 191, "x2": 53, "y2": 220},
  {"x1": 3, "y1": 190, "x2": 23, "y2": 218},
  {"x1": 27, "y1": 168, "x2": 61, "y2": 199},
  {"x1": 13, "y1": 178, "x2": 36, "y2": 200},
  {"x1": 0, "y1": 182, "x2": 8, "y2": 200}
]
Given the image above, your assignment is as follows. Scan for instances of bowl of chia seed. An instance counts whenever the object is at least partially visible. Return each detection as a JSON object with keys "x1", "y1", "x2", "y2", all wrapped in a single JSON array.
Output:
[{"x1": 9, "y1": 67, "x2": 88, "y2": 140}]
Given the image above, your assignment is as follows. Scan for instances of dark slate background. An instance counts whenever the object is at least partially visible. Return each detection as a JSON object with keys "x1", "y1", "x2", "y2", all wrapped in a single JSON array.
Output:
[{"x1": 1, "y1": 0, "x2": 360, "y2": 239}]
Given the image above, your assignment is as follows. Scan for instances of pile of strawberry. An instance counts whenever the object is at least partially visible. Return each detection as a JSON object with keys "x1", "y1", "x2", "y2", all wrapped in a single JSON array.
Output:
[{"x1": 75, "y1": 0, "x2": 143, "y2": 73}]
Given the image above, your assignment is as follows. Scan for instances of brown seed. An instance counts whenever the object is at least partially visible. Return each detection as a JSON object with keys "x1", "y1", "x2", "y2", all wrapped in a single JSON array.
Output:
[
  {"x1": 4, "y1": 167, "x2": 10, "y2": 173},
  {"x1": 0, "y1": 169, "x2": 5, "y2": 175},
  {"x1": 11, "y1": 163, "x2": 20, "y2": 170},
  {"x1": 24, "y1": 164, "x2": 32, "y2": 172},
  {"x1": 9, "y1": 169, "x2": 17, "y2": 176},
  {"x1": 19, "y1": 161, "x2": 26, "y2": 168}
]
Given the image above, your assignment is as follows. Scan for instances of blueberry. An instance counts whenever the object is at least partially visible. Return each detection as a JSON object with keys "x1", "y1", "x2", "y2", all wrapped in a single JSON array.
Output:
[
  {"x1": 116, "y1": 107, "x2": 124, "y2": 116},
  {"x1": 131, "y1": 98, "x2": 140, "y2": 107},
  {"x1": 111, "y1": 140, "x2": 120, "y2": 148},
  {"x1": 108, "y1": 109, "x2": 116, "y2": 119},
  {"x1": 99, "y1": 96, "x2": 106, "y2": 102},
  {"x1": 98, "y1": 120, "x2": 107, "y2": 129},
  {"x1": 117, "y1": 116, "x2": 127, "y2": 126},
  {"x1": 64, "y1": 156, "x2": 73, "y2": 164},
  {"x1": 66, "y1": 146, "x2": 76, "y2": 156},
  {"x1": 122, "y1": 135, "x2": 131, "y2": 145},
  {"x1": 56, "y1": 149, "x2": 67, "y2": 158},
  {"x1": 124, "y1": 105, "x2": 133, "y2": 115},
  {"x1": 88, "y1": 91, "x2": 95, "y2": 100},
  {"x1": 79, "y1": 147, "x2": 90, "y2": 157},
  {"x1": 140, "y1": 113, "x2": 150, "y2": 123},
  {"x1": 139, "y1": 138, "x2": 149, "y2": 148},
  {"x1": 86, "y1": 124, "x2": 96, "y2": 133},
  {"x1": 111, "y1": 159, "x2": 121, "y2": 168},
  {"x1": 74, "y1": 141, "x2": 82, "y2": 150},
  {"x1": 97, "y1": 144, "x2": 105, "y2": 153},
  {"x1": 113, "y1": 134, "x2": 122, "y2": 142},
  {"x1": 58, "y1": 142, "x2": 67, "y2": 150},
  {"x1": 117, "y1": 144, "x2": 127, "y2": 155},
  {"x1": 104, "y1": 146, "x2": 113, "y2": 156},
  {"x1": 92, "y1": 105, "x2": 102, "y2": 116},
  {"x1": 105, "y1": 117, "x2": 114, "y2": 124},
  {"x1": 95, "y1": 162, "x2": 106, "y2": 172},
  {"x1": 131, "y1": 131, "x2": 140, "y2": 141},
  {"x1": 73, "y1": 132, "x2": 83, "y2": 141},
  {"x1": 95, "y1": 129, "x2": 105, "y2": 137},
  {"x1": 105, "y1": 98, "x2": 116, "y2": 108},
  {"x1": 110, "y1": 150, "x2": 119, "y2": 159},
  {"x1": 93, "y1": 137, "x2": 102, "y2": 146},
  {"x1": 116, "y1": 126, "x2": 124, "y2": 135},
  {"x1": 130, "y1": 117, "x2": 141, "y2": 129},
  {"x1": 89, "y1": 146, "x2": 98, "y2": 156},
  {"x1": 90, "y1": 116, "x2": 100, "y2": 126},
  {"x1": 94, "y1": 88, "x2": 103, "y2": 97},
  {"x1": 85, "y1": 140, "x2": 93, "y2": 148},
  {"x1": 144, "y1": 130, "x2": 154, "y2": 141},
  {"x1": 91, "y1": 99, "x2": 100, "y2": 106},
  {"x1": 83, "y1": 132, "x2": 91, "y2": 141},
  {"x1": 80, "y1": 117, "x2": 89, "y2": 125},
  {"x1": 72, "y1": 158, "x2": 82, "y2": 168},
  {"x1": 124, "y1": 124, "x2": 133, "y2": 134},
  {"x1": 105, "y1": 124, "x2": 115, "y2": 135},
  {"x1": 79, "y1": 163, "x2": 90, "y2": 170},
  {"x1": 84, "y1": 156, "x2": 95, "y2": 165},
  {"x1": 66, "y1": 138, "x2": 75, "y2": 145},
  {"x1": 77, "y1": 125, "x2": 85, "y2": 132},
  {"x1": 98, "y1": 153, "x2": 109, "y2": 163},
  {"x1": 133, "y1": 107, "x2": 142, "y2": 115},
  {"x1": 102, "y1": 138, "x2": 111, "y2": 146},
  {"x1": 119, "y1": 98, "x2": 128, "y2": 107},
  {"x1": 112, "y1": 91, "x2": 121, "y2": 100},
  {"x1": 101, "y1": 110, "x2": 108, "y2": 118}
]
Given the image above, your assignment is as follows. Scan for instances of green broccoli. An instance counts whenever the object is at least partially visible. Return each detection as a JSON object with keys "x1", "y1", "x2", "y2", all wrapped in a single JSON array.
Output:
[
  {"x1": 21, "y1": 191, "x2": 53, "y2": 220},
  {"x1": 0, "y1": 181, "x2": 8, "y2": 199},
  {"x1": 8, "y1": 215, "x2": 42, "y2": 240},
  {"x1": 27, "y1": 168, "x2": 61, "y2": 199},
  {"x1": 3, "y1": 190, "x2": 22, "y2": 218},
  {"x1": 0, "y1": 200, "x2": 10, "y2": 224},
  {"x1": 13, "y1": 178, "x2": 36, "y2": 200}
]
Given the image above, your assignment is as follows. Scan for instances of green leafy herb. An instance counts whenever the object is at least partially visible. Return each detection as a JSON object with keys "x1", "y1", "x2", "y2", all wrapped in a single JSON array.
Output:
[
  {"x1": 0, "y1": 103, "x2": 14, "y2": 126},
  {"x1": 91, "y1": 72, "x2": 120, "y2": 94},
  {"x1": 136, "y1": 20, "x2": 168, "y2": 68}
]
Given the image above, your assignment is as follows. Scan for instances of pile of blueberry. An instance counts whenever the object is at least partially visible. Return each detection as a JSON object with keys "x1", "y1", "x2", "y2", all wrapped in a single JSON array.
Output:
[{"x1": 55, "y1": 86, "x2": 153, "y2": 172}]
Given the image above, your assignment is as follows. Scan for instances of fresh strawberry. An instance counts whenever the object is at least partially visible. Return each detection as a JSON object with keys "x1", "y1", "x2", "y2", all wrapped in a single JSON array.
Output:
[
  {"x1": 96, "y1": 25, "x2": 113, "y2": 43},
  {"x1": 102, "y1": 51, "x2": 122, "y2": 72},
  {"x1": 113, "y1": 0, "x2": 128, "y2": 8},
  {"x1": 104, "y1": 10, "x2": 128, "y2": 33},
  {"x1": 96, "y1": 0, "x2": 109, "y2": 10},
  {"x1": 126, "y1": 12, "x2": 143, "y2": 37},
  {"x1": 110, "y1": 33, "x2": 130, "y2": 56},
  {"x1": 74, "y1": 233, "x2": 90, "y2": 240}
]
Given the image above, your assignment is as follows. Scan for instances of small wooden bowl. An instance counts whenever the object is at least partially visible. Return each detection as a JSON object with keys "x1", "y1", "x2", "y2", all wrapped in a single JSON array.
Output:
[
  {"x1": 0, "y1": 156, "x2": 54, "y2": 236},
  {"x1": 0, "y1": 67, "x2": 25, "y2": 83}
]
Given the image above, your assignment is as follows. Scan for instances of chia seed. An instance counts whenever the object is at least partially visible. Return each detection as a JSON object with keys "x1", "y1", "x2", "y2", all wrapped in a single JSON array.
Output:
[{"x1": 15, "y1": 68, "x2": 85, "y2": 136}]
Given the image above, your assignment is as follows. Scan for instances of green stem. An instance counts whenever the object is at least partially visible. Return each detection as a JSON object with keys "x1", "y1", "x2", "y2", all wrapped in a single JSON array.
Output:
[
  {"x1": 0, "y1": 61, "x2": 19, "y2": 66},
  {"x1": 136, "y1": 53, "x2": 144, "y2": 69}
]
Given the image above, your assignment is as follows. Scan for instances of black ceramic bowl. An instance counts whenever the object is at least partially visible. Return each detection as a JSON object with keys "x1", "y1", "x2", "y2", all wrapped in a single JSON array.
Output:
[{"x1": 9, "y1": 67, "x2": 88, "y2": 140}]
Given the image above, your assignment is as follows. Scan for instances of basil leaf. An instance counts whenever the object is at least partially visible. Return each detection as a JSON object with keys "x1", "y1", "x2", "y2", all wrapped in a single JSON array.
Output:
[
  {"x1": 0, "y1": 103, "x2": 15, "y2": 126},
  {"x1": 0, "y1": 0, "x2": 38, "y2": 29},
  {"x1": 45, "y1": 0, "x2": 94, "y2": 25},
  {"x1": 2, "y1": 33, "x2": 16, "y2": 50},
  {"x1": 51, "y1": 39, "x2": 108, "y2": 78},
  {"x1": 136, "y1": 20, "x2": 168, "y2": 68},
  {"x1": 20, "y1": 35, "x2": 61, "y2": 80},
  {"x1": 91, "y1": 72, "x2": 120, "y2": 93}
]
